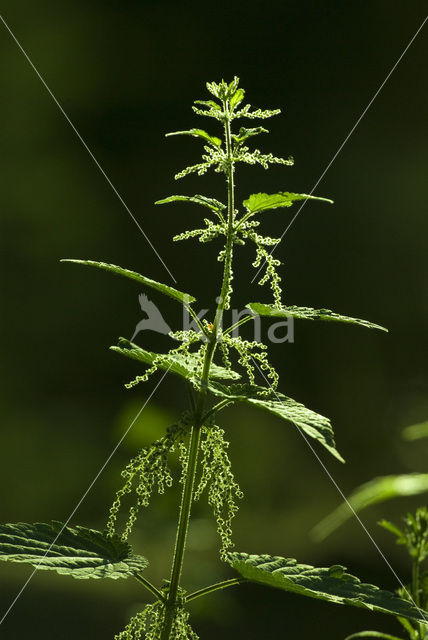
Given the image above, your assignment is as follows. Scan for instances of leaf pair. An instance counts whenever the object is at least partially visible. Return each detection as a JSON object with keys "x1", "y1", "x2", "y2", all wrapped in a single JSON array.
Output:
[
  {"x1": 111, "y1": 340, "x2": 344, "y2": 462},
  {"x1": 1, "y1": 522, "x2": 426, "y2": 629}
]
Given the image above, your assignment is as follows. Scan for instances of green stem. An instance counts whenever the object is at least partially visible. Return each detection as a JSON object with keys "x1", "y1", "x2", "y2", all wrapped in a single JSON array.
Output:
[
  {"x1": 186, "y1": 578, "x2": 245, "y2": 602},
  {"x1": 412, "y1": 554, "x2": 424, "y2": 640},
  {"x1": 213, "y1": 100, "x2": 235, "y2": 335},
  {"x1": 413, "y1": 562, "x2": 419, "y2": 606},
  {"x1": 160, "y1": 96, "x2": 236, "y2": 640},
  {"x1": 201, "y1": 399, "x2": 234, "y2": 424},
  {"x1": 134, "y1": 574, "x2": 165, "y2": 602},
  {"x1": 223, "y1": 313, "x2": 255, "y2": 336}
]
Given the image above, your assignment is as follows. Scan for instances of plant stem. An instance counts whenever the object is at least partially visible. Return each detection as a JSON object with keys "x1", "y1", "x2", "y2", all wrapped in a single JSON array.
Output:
[
  {"x1": 160, "y1": 96, "x2": 236, "y2": 640},
  {"x1": 223, "y1": 313, "x2": 255, "y2": 336},
  {"x1": 201, "y1": 399, "x2": 234, "y2": 424},
  {"x1": 186, "y1": 578, "x2": 245, "y2": 602},
  {"x1": 134, "y1": 574, "x2": 165, "y2": 602},
  {"x1": 412, "y1": 554, "x2": 424, "y2": 640}
]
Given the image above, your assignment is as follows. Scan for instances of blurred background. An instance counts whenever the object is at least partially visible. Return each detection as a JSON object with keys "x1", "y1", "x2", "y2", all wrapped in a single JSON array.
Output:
[{"x1": 0, "y1": 1, "x2": 427, "y2": 638}]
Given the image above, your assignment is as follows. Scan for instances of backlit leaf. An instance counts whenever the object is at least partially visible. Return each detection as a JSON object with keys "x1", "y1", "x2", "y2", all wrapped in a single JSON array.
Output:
[
  {"x1": 166, "y1": 128, "x2": 222, "y2": 148},
  {"x1": 312, "y1": 474, "x2": 428, "y2": 541},
  {"x1": 247, "y1": 302, "x2": 387, "y2": 332},
  {"x1": 230, "y1": 88, "x2": 245, "y2": 109},
  {"x1": 232, "y1": 126, "x2": 268, "y2": 145},
  {"x1": 112, "y1": 339, "x2": 240, "y2": 382},
  {"x1": 208, "y1": 382, "x2": 343, "y2": 462},
  {"x1": 0, "y1": 522, "x2": 148, "y2": 579},
  {"x1": 227, "y1": 553, "x2": 428, "y2": 624},
  {"x1": 155, "y1": 194, "x2": 226, "y2": 214},
  {"x1": 243, "y1": 191, "x2": 333, "y2": 214},
  {"x1": 61, "y1": 259, "x2": 195, "y2": 304}
]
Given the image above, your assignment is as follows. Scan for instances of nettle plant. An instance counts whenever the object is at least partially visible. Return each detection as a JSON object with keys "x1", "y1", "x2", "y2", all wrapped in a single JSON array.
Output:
[{"x1": 1, "y1": 78, "x2": 427, "y2": 640}]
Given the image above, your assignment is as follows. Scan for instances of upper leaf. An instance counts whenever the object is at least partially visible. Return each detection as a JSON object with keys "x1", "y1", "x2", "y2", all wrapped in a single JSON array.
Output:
[
  {"x1": 0, "y1": 522, "x2": 148, "y2": 579},
  {"x1": 232, "y1": 126, "x2": 268, "y2": 145},
  {"x1": 166, "y1": 128, "x2": 222, "y2": 149},
  {"x1": 155, "y1": 194, "x2": 226, "y2": 215},
  {"x1": 112, "y1": 339, "x2": 240, "y2": 382},
  {"x1": 229, "y1": 88, "x2": 245, "y2": 109},
  {"x1": 61, "y1": 259, "x2": 196, "y2": 305},
  {"x1": 194, "y1": 99, "x2": 222, "y2": 111},
  {"x1": 208, "y1": 382, "x2": 343, "y2": 462},
  {"x1": 247, "y1": 303, "x2": 388, "y2": 332},
  {"x1": 312, "y1": 473, "x2": 428, "y2": 541},
  {"x1": 227, "y1": 553, "x2": 428, "y2": 624},
  {"x1": 243, "y1": 192, "x2": 333, "y2": 214}
]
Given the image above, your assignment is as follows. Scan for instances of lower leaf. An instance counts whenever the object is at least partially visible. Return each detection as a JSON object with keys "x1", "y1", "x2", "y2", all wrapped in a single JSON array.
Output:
[
  {"x1": 0, "y1": 522, "x2": 148, "y2": 579},
  {"x1": 227, "y1": 552, "x2": 428, "y2": 625}
]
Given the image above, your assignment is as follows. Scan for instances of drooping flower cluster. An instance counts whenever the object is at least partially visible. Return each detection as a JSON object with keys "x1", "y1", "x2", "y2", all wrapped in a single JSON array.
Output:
[
  {"x1": 107, "y1": 417, "x2": 191, "y2": 541},
  {"x1": 115, "y1": 598, "x2": 198, "y2": 640},
  {"x1": 194, "y1": 425, "x2": 243, "y2": 560}
]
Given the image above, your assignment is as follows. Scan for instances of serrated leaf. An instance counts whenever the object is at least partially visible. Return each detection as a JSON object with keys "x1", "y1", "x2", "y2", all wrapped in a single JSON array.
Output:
[
  {"x1": 112, "y1": 339, "x2": 240, "y2": 382},
  {"x1": 227, "y1": 553, "x2": 428, "y2": 624},
  {"x1": 312, "y1": 474, "x2": 428, "y2": 541},
  {"x1": 155, "y1": 194, "x2": 226, "y2": 214},
  {"x1": 166, "y1": 128, "x2": 222, "y2": 148},
  {"x1": 402, "y1": 420, "x2": 428, "y2": 441},
  {"x1": 247, "y1": 303, "x2": 387, "y2": 332},
  {"x1": 61, "y1": 259, "x2": 195, "y2": 305},
  {"x1": 0, "y1": 522, "x2": 148, "y2": 579},
  {"x1": 230, "y1": 88, "x2": 245, "y2": 109},
  {"x1": 232, "y1": 126, "x2": 268, "y2": 144},
  {"x1": 194, "y1": 99, "x2": 221, "y2": 111},
  {"x1": 208, "y1": 382, "x2": 343, "y2": 462},
  {"x1": 243, "y1": 191, "x2": 333, "y2": 214}
]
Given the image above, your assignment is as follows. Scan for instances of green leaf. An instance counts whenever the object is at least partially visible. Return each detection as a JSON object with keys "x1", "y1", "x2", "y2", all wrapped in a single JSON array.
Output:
[
  {"x1": 232, "y1": 126, "x2": 268, "y2": 144},
  {"x1": 402, "y1": 420, "x2": 428, "y2": 441},
  {"x1": 344, "y1": 632, "x2": 406, "y2": 640},
  {"x1": 230, "y1": 88, "x2": 245, "y2": 109},
  {"x1": 227, "y1": 553, "x2": 428, "y2": 624},
  {"x1": 312, "y1": 474, "x2": 428, "y2": 541},
  {"x1": 208, "y1": 382, "x2": 344, "y2": 462},
  {"x1": 61, "y1": 259, "x2": 195, "y2": 305},
  {"x1": 155, "y1": 194, "x2": 226, "y2": 214},
  {"x1": 378, "y1": 520, "x2": 406, "y2": 542},
  {"x1": 166, "y1": 128, "x2": 222, "y2": 148},
  {"x1": 247, "y1": 302, "x2": 388, "y2": 332},
  {"x1": 112, "y1": 339, "x2": 240, "y2": 382},
  {"x1": 0, "y1": 522, "x2": 148, "y2": 579},
  {"x1": 194, "y1": 99, "x2": 221, "y2": 111},
  {"x1": 243, "y1": 191, "x2": 333, "y2": 214}
]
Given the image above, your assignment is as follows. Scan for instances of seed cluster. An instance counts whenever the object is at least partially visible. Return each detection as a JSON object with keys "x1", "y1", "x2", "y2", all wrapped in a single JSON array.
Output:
[
  {"x1": 194, "y1": 425, "x2": 243, "y2": 560},
  {"x1": 115, "y1": 601, "x2": 198, "y2": 640},
  {"x1": 107, "y1": 419, "x2": 190, "y2": 540}
]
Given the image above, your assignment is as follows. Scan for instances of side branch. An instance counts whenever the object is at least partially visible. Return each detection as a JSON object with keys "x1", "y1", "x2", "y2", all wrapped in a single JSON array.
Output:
[{"x1": 186, "y1": 578, "x2": 246, "y2": 602}]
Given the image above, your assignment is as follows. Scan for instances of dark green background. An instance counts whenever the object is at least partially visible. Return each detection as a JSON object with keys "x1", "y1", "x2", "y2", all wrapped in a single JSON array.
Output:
[{"x1": 0, "y1": 1, "x2": 427, "y2": 638}]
